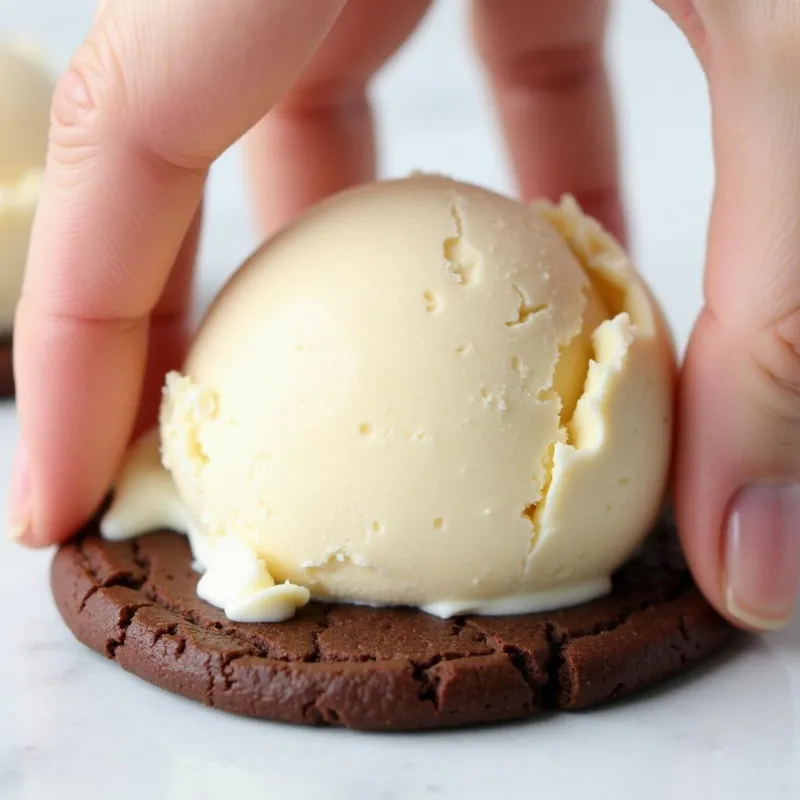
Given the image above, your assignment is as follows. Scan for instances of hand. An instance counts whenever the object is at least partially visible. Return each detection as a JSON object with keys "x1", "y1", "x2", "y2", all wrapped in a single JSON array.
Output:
[
  {"x1": 11, "y1": 0, "x2": 799, "y2": 633},
  {"x1": 653, "y1": 0, "x2": 800, "y2": 631}
]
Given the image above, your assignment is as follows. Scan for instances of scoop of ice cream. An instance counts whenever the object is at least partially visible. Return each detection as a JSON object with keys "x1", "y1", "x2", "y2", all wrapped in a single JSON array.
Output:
[
  {"x1": 0, "y1": 41, "x2": 53, "y2": 330},
  {"x1": 103, "y1": 175, "x2": 675, "y2": 620}
]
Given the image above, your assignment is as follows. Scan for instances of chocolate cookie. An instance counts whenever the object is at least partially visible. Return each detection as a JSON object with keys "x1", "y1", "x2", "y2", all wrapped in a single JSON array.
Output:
[
  {"x1": 51, "y1": 512, "x2": 735, "y2": 730},
  {"x1": 0, "y1": 335, "x2": 13, "y2": 398}
]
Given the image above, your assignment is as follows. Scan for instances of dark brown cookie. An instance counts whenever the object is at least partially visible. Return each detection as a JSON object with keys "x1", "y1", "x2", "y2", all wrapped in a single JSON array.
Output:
[
  {"x1": 0, "y1": 335, "x2": 13, "y2": 398},
  {"x1": 51, "y1": 513, "x2": 736, "y2": 730}
]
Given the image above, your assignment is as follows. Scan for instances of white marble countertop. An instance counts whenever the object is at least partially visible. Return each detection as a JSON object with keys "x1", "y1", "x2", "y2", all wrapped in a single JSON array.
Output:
[{"x1": 1, "y1": 2, "x2": 799, "y2": 798}]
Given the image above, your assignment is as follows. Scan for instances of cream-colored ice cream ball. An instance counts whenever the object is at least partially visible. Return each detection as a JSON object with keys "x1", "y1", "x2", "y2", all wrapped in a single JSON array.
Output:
[{"x1": 153, "y1": 175, "x2": 675, "y2": 617}]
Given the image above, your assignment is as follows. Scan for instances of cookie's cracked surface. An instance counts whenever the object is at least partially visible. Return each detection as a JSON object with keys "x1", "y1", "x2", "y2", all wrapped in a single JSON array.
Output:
[{"x1": 51, "y1": 515, "x2": 735, "y2": 730}]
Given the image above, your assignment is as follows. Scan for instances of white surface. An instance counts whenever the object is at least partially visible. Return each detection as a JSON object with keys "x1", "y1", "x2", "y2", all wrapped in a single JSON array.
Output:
[{"x1": 0, "y1": 2, "x2": 797, "y2": 799}]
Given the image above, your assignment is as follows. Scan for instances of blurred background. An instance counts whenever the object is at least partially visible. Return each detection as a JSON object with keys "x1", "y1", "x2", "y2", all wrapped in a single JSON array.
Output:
[{"x1": 3, "y1": 0, "x2": 713, "y2": 350}]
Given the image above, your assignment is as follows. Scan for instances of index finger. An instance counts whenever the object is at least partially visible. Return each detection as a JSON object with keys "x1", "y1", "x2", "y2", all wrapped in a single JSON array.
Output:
[{"x1": 13, "y1": 0, "x2": 346, "y2": 546}]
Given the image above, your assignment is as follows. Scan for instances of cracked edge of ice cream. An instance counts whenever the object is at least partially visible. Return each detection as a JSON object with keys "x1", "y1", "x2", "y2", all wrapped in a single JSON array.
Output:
[{"x1": 100, "y1": 430, "x2": 310, "y2": 623}]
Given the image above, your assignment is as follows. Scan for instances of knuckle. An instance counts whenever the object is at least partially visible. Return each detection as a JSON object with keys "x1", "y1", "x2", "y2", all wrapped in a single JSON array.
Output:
[
  {"x1": 749, "y1": 305, "x2": 800, "y2": 420},
  {"x1": 492, "y1": 43, "x2": 603, "y2": 94},
  {"x1": 48, "y1": 31, "x2": 126, "y2": 170},
  {"x1": 275, "y1": 78, "x2": 369, "y2": 116}
]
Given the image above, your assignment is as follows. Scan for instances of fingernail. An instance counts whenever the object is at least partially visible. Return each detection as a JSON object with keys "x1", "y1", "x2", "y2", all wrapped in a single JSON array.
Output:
[
  {"x1": 725, "y1": 484, "x2": 800, "y2": 630},
  {"x1": 7, "y1": 442, "x2": 31, "y2": 542}
]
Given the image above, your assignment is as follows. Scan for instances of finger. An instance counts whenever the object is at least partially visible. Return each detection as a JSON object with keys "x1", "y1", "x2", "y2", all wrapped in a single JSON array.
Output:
[
  {"x1": 134, "y1": 199, "x2": 204, "y2": 439},
  {"x1": 244, "y1": 0, "x2": 431, "y2": 238},
  {"x1": 471, "y1": 0, "x2": 623, "y2": 239},
  {"x1": 471, "y1": 0, "x2": 620, "y2": 231},
  {"x1": 12, "y1": 0, "x2": 346, "y2": 547},
  {"x1": 674, "y1": 23, "x2": 800, "y2": 630}
]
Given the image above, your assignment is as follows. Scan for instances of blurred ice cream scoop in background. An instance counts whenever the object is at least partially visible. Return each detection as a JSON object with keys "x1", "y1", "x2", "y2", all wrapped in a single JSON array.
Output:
[{"x1": 0, "y1": 40, "x2": 53, "y2": 333}]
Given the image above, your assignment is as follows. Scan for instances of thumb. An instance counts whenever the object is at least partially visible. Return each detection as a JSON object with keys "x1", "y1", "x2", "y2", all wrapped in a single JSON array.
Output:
[
  {"x1": 679, "y1": 315, "x2": 800, "y2": 631},
  {"x1": 677, "y1": 37, "x2": 800, "y2": 631}
]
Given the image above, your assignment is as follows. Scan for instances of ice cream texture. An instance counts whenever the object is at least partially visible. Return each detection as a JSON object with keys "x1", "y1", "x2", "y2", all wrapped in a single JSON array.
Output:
[
  {"x1": 102, "y1": 175, "x2": 675, "y2": 622},
  {"x1": 0, "y1": 41, "x2": 53, "y2": 331}
]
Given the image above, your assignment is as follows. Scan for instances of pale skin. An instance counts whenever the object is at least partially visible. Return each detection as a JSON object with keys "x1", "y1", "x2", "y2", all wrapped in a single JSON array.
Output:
[{"x1": 9, "y1": 0, "x2": 800, "y2": 633}]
